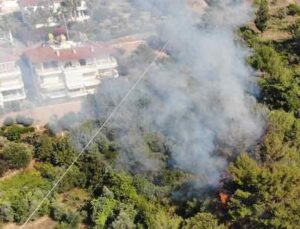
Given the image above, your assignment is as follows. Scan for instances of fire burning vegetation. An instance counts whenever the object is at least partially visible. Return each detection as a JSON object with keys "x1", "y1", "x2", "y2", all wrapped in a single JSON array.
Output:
[{"x1": 0, "y1": 0, "x2": 300, "y2": 228}]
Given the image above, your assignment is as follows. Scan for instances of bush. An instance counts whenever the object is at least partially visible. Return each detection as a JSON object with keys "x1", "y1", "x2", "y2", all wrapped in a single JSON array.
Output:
[
  {"x1": 0, "y1": 171, "x2": 51, "y2": 223},
  {"x1": 287, "y1": 4, "x2": 300, "y2": 16},
  {"x1": 16, "y1": 115, "x2": 34, "y2": 127},
  {"x1": 34, "y1": 135, "x2": 77, "y2": 166},
  {"x1": 2, "y1": 117, "x2": 15, "y2": 126},
  {"x1": 50, "y1": 203, "x2": 81, "y2": 228},
  {"x1": 0, "y1": 159, "x2": 10, "y2": 176},
  {"x1": 0, "y1": 142, "x2": 32, "y2": 169},
  {"x1": 239, "y1": 27, "x2": 258, "y2": 47},
  {"x1": 250, "y1": 45, "x2": 300, "y2": 111},
  {"x1": 2, "y1": 124, "x2": 35, "y2": 141},
  {"x1": 276, "y1": 8, "x2": 287, "y2": 19}
]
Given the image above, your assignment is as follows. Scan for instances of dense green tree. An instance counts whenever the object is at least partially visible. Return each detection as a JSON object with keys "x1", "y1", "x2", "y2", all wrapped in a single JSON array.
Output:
[
  {"x1": 225, "y1": 111, "x2": 300, "y2": 228},
  {"x1": 78, "y1": 152, "x2": 108, "y2": 188},
  {"x1": 35, "y1": 162, "x2": 86, "y2": 193},
  {"x1": 34, "y1": 135, "x2": 76, "y2": 166},
  {"x1": 0, "y1": 142, "x2": 32, "y2": 170},
  {"x1": 51, "y1": 136, "x2": 76, "y2": 166},
  {"x1": 108, "y1": 210, "x2": 135, "y2": 229},
  {"x1": 34, "y1": 135, "x2": 55, "y2": 161},
  {"x1": 250, "y1": 45, "x2": 300, "y2": 111},
  {"x1": 58, "y1": 166, "x2": 86, "y2": 193},
  {"x1": 183, "y1": 212, "x2": 224, "y2": 229},
  {"x1": 255, "y1": 0, "x2": 269, "y2": 33},
  {"x1": 2, "y1": 125, "x2": 34, "y2": 141}
]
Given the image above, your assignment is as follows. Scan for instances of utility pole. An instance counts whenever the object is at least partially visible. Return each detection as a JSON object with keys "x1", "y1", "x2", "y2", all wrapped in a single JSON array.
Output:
[{"x1": 62, "y1": 13, "x2": 70, "y2": 40}]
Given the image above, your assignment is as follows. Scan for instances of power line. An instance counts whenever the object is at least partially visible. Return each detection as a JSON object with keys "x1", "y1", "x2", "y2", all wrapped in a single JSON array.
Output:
[{"x1": 21, "y1": 40, "x2": 169, "y2": 228}]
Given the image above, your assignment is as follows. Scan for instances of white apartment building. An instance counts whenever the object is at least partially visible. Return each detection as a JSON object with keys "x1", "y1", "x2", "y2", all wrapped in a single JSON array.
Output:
[
  {"x1": 0, "y1": 30, "x2": 13, "y2": 45},
  {"x1": 0, "y1": 0, "x2": 20, "y2": 15},
  {"x1": 23, "y1": 41, "x2": 119, "y2": 100},
  {"x1": 19, "y1": 0, "x2": 89, "y2": 29},
  {"x1": 0, "y1": 49, "x2": 26, "y2": 108}
]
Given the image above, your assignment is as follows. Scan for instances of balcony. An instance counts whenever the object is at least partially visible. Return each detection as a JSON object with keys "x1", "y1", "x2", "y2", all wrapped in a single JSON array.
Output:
[
  {"x1": 64, "y1": 71, "x2": 84, "y2": 90},
  {"x1": 44, "y1": 89, "x2": 67, "y2": 99},
  {"x1": 40, "y1": 80, "x2": 65, "y2": 90},
  {"x1": 63, "y1": 65, "x2": 97, "y2": 74},
  {"x1": 84, "y1": 79, "x2": 101, "y2": 87},
  {"x1": 0, "y1": 68, "x2": 21, "y2": 78},
  {"x1": 83, "y1": 77, "x2": 100, "y2": 87},
  {"x1": 68, "y1": 89, "x2": 88, "y2": 98},
  {"x1": 0, "y1": 79, "x2": 24, "y2": 91},
  {"x1": 36, "y1": 67, "x2": 62, "y2": 76},
  {"x1": 96, "y1": 59, "x2": 118, "y2": 70},
  {"x1": 2, "y1": 91, "x2": 26, "y2": 102},
  {"x1": 98, "y1": 69, "x2": 119, "y2": 79}
]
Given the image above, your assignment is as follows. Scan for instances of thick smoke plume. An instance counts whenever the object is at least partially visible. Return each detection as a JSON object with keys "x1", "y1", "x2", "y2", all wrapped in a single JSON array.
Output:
[{"x1": 80, "y1": 0, "x2": 264, "y2": 187}]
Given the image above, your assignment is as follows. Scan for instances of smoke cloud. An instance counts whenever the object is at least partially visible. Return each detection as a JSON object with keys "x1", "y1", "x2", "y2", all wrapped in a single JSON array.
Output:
[
  {"x1": 0, "y1": 0, "x2": 264, "y2": 190},
  {"x1": 79, "y1": 0, "x2": 264, "y2": 187}
]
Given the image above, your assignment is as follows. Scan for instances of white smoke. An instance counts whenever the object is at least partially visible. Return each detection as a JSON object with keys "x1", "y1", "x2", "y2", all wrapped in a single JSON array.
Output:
[{"x1": 81, "y1": 0, "x2": 264, "y2": 187}]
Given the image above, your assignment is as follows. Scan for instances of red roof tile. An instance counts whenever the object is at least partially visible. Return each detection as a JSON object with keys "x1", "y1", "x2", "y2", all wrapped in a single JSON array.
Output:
[{"x1": 23, "y1": 43, "x2": 112, "y2": 63}]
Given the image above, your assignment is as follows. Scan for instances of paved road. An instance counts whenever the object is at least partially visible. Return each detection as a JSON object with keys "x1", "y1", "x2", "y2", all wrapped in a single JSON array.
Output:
[{"x1": 0, "y1": 99, "x2": 83, "y2": 126}]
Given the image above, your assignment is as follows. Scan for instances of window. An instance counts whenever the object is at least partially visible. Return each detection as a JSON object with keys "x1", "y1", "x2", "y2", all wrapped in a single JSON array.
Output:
[
  {"x1": 64, "y1": 61, "x2": 73, "y2": 68},
  {"x1": 79, "y1": 59, "x2": 86, "y2": 66},
  {"x1": 43, "y1": 61, "x2": 58, "y2": 69},
  {"x1": 0, "y1": 62, "x2": 15, "y2": 73}
]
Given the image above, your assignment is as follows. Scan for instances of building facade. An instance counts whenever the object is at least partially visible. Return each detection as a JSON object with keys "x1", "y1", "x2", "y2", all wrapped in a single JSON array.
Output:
[
  {"x1": 0, "y1": 0, "x2": 20, "y2": 15},
  {"x1": 0, "y1": 49, "x2": 26, "y2": 108},
  {"x1": 24, "y1": 41, "x2": 119, "y2": 100}
]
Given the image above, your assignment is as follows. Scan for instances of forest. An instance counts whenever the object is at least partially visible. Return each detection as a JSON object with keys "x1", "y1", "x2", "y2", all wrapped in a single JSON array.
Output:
[{"x1": 0, "y1": 0, "x2": 300, "y2": 228}]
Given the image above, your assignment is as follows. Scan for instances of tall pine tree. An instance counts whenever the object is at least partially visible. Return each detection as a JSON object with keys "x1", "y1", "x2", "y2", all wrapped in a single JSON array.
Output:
[{"x1": 255, "y1": 0, "x2": 269, "y2": 33}]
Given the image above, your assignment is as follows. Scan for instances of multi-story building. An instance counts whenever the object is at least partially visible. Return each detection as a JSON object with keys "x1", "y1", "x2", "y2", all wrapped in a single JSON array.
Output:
[
  {"x1": 0, "y1": 48, "x2": 26, "y2": 108},
  {"x1": 0, "y1": 29, "x2": 13, "y2": 45},
  {"x1": 23, "y1": 40, "x2": 119, "y2": 100},
  {"x1": 0, "y1": 0, "x2": 20, "y2": 15},
  {"x1": 65, "y1": 0, "x2": 89, "y2": 22},
  {"x1": 19, "y1": 0, "x2": 90, "y2": 29}
]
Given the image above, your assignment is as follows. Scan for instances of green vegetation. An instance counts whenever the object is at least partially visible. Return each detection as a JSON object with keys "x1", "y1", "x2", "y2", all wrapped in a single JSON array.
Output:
[
  {"x1": 226, "y1": 112, "x2": 300, "y2": 228},
  {"x1": 255, "y1": 0, "x2": 270, "y2": 33},
  {"x1": 0, "y1": 171, "x2": 51, "y2": 223}
]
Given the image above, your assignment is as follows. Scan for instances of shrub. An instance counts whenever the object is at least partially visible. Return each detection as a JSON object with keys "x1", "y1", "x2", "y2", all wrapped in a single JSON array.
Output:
[
  {"x1": 0, "y1": 160, "x2": 10, "y2": 176},
  {"x1": 0, "y1": 171, "x2": 51, "y2": 223},
  {"x1": 0, "y1": 142, "x2": 32, "y2": 169},
  {"x1": 2, "y1": 124, "x2": 35, "y2": 141},
  {"x1": 2, "y1": 117, "x2": 15, "y2": 126},
  {"x1": 50, "y1": 203, "x2": 81, "y2": 228},
  {"x1": 287, "y1": 4, "x2": 300, "y2": 16},
  {"x1": 276, "y1": 8, "x2": 287, "y2": 19},
  {"x1": 255, "y1": 0, "x2": 269, "y2": 33},
  {"x1": 16, "y1": 115, "x2": 34, "y2": 127}
]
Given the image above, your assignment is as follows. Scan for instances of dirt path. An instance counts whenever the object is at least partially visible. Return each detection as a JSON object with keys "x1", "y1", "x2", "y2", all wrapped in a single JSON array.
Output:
[
  {"x1": 0, "y1": 99, "x2": 83, "y2": 126},
  {"x1": 3, "y1": 216, "x2": 56, "y2": 229},
  {"x1": 0, "y1": 160, "x2": 36, "y2": 181}
]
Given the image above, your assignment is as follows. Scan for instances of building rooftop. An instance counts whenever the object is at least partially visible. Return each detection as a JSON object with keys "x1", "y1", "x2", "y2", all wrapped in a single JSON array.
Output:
[{"x1": 23, "y1": 42, "x2": 113, "y2": 63}]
